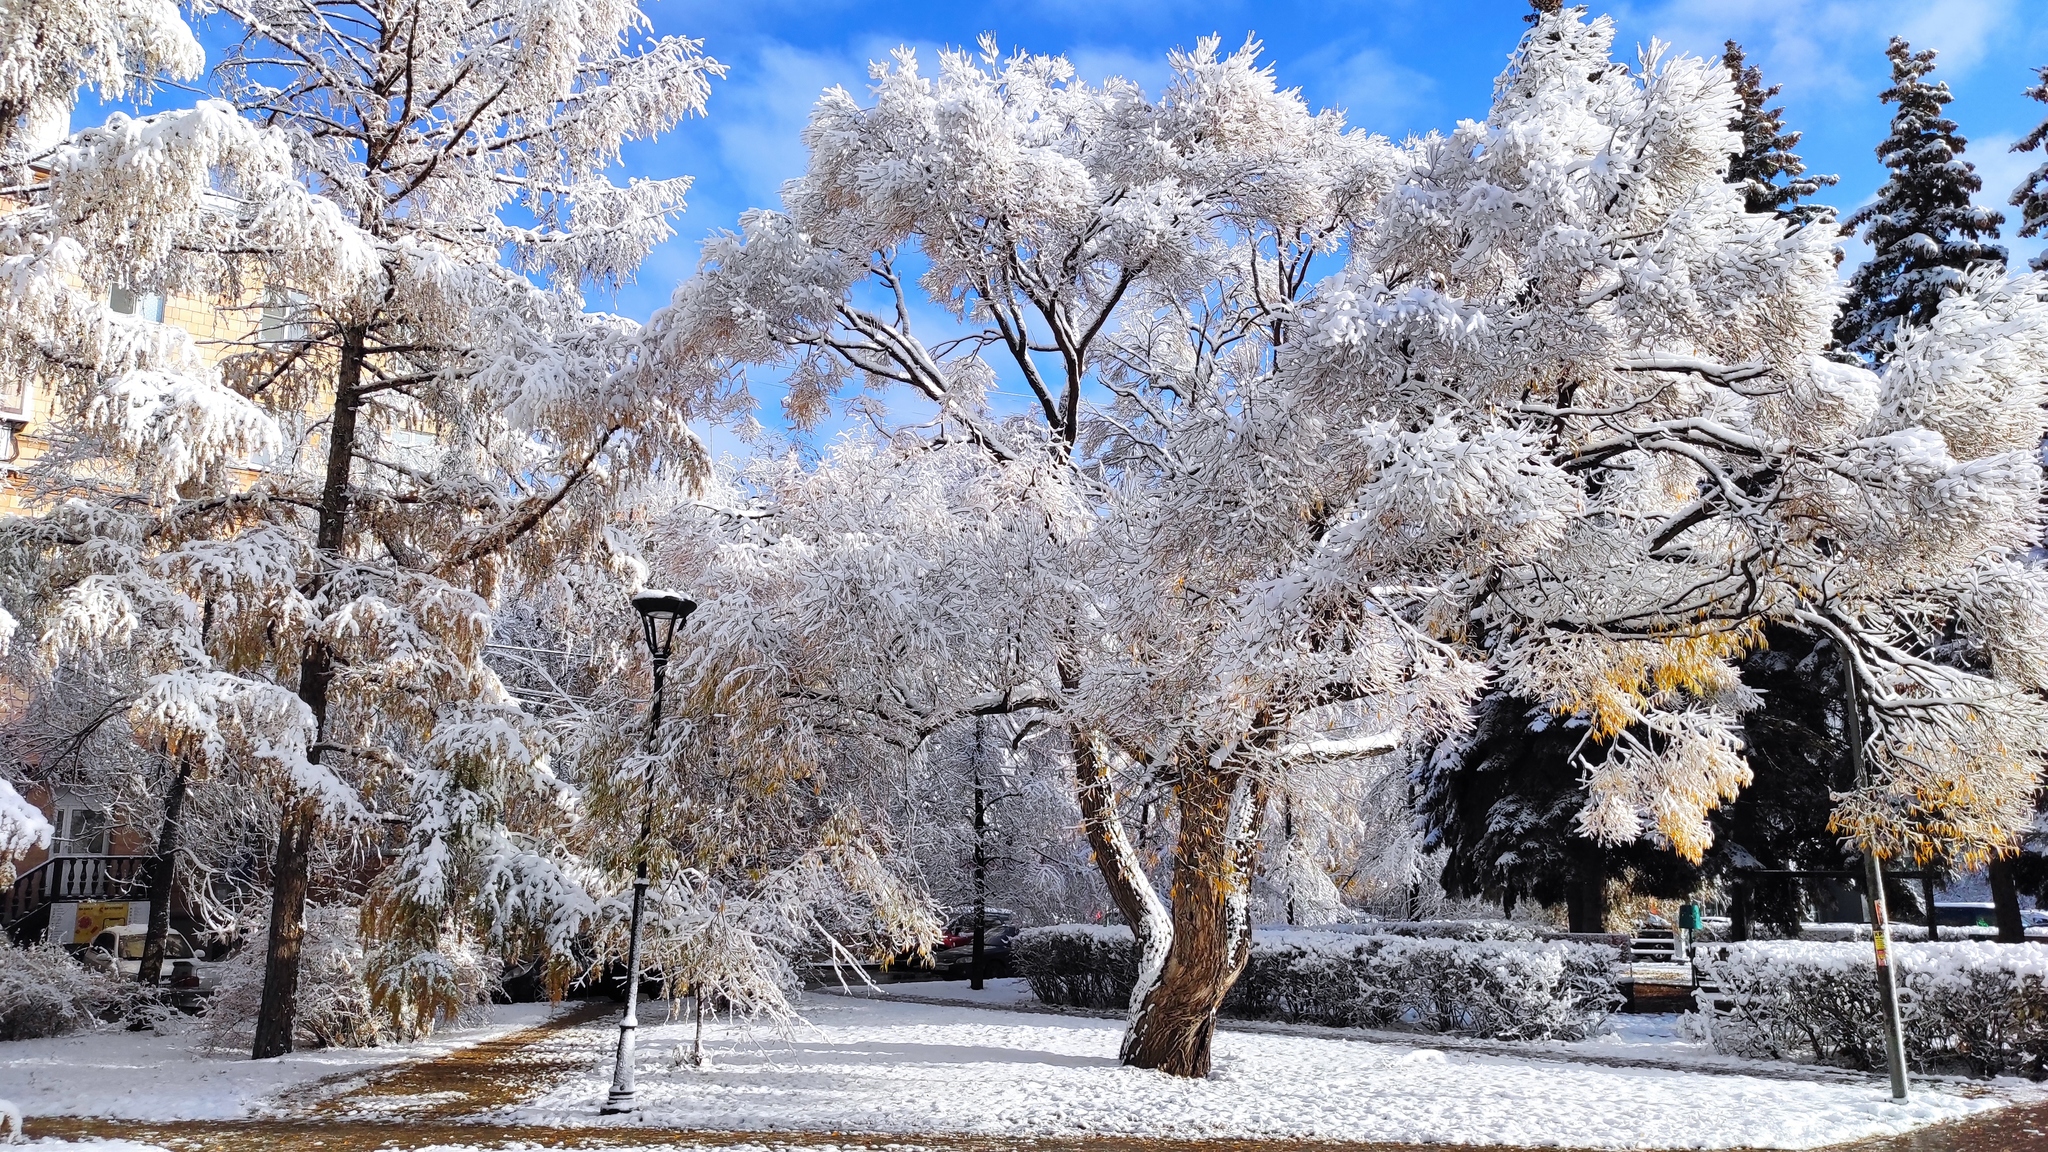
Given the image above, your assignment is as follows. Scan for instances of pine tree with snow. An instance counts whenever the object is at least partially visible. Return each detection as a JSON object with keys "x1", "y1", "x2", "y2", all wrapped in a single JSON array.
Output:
[
  {"x1": 1835, "y1": 38, "x2": 2006, "y2": 360},
  {"x1": 1723, "y1": 40, "x2": 1837, "y2": 227},
  {"x1": 2010, "y1": 65, "x2": 2048, "y2": 272},
  {"x1": 1418, "y1": 628, "x2": 1908, "y2": 936}
]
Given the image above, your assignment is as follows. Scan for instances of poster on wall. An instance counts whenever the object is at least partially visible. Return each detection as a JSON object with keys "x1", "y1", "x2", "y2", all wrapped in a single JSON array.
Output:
[
  {"x1": 72, "y1": 900, "x2": 130, "y2": 944},
  {"x1": 46, "y1": 901, "x2": 75, "y2": 944}
]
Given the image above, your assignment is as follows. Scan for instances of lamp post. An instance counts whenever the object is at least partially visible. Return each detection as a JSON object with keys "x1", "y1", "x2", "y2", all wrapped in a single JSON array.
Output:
[
  {"x1": 1840, "y1": 646, "x2": 1909, "y2": 1104},
  {"x1": 603, "y1": 589, "x2": 696, "y2": 1115}
]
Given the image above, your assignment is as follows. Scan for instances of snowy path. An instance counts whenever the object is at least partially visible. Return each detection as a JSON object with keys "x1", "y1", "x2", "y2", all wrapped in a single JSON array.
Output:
[
  {"x1": 501, "y1": 992, "x2": 2013, "y2": 1149},
  {"x1": 0, "y1": 1003, "x2": 572, "y2": 1120}
]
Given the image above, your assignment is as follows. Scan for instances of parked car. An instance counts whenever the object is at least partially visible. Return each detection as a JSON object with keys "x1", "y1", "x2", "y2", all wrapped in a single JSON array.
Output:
[
  {"x1": 77, "y1": 925, "x2": 220, "y2": 1007},
  {"x1": 930, "y1": 908, "x2": 1019, "y2": 978}
]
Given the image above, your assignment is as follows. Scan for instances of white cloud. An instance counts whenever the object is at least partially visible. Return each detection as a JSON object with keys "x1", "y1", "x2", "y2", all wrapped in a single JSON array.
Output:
[
  {"x1": 1896, "y1": 0, "x2": 2014, "y2": 75},
  {"x1": 1613, "y1": 0, "x2": 2017, "y2": 99},
  {"x1": 1293, "y1": 43, "x2": 1441, "y2": 133},
  {"x1": 710, "y1": 43, "x2": 864, "y2": 210}
]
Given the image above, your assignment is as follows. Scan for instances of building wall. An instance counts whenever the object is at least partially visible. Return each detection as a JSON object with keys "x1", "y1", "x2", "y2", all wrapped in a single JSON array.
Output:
[{"x1": 0, "y1": 281, "x2": 268, "y2": 515}]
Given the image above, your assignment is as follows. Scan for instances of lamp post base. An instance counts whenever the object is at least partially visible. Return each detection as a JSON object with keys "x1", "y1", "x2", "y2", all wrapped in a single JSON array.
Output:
[
  {"x1": 600, "y1": 1091, "x2": 637, "y2": 1115},
  {"x1": 604, "y1": 1014, "x2": 639, "y2": 1114}
]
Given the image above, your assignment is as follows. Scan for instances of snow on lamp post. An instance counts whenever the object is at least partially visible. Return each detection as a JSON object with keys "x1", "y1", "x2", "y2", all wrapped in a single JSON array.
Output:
[{"x1": 604, "y1": 590, "x2": 696, "y2": 1114}]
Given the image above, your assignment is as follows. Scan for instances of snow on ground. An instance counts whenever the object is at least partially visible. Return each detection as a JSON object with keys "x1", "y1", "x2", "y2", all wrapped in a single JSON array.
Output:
[
  {"x1": 2, "y1": 1003, "x2": 565, "y2": 1120},
  {"x1": 852, "y1": 976, "x2": 1039, "y2": 1008},
  {"x1": 515, "y1": 994, "x2": 2006, "y2": 1150}
]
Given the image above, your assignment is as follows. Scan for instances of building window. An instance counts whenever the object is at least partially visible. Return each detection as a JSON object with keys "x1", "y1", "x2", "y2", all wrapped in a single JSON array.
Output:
[
  {"x1": 53, "y1": 807, "x2": 108, "y2": 856},
  {"x1": 108, "y1": 287, "x2": 166, "y2": 323},
  {"x1": 259, "y1": 287, "x2": 311, "y2": 345}
]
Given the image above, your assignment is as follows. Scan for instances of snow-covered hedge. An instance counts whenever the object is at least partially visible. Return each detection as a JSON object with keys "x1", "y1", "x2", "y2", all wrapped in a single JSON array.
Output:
[
  {"x1": 1013, "y1": 925, "x2": 1623, "y2": 1041},
  {"x1": 0, "y1": 942, "x2": 134, "y2": 1040},
  {"x1": 1696, "y1": 941, "x2": 2048, "y2": 1078},
  {"x1": 1011, "y1": 924, "x2": 1138, "y2": 1009}
]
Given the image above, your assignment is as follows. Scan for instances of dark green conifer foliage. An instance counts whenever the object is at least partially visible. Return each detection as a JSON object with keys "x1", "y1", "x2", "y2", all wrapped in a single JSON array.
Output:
[
  {"x1": 1414, "y1": 630, "x2": 1919, "y2": 934},
  {"x1": 2009, "y1": 66, "x2": 2048, "y2": 272},
  {"x1": 1835, "y1": 38, "x2": 2005, "y2": 362},
  {"x1": 1723, "y1": 40, "x2": 1837, "y2": 227}
]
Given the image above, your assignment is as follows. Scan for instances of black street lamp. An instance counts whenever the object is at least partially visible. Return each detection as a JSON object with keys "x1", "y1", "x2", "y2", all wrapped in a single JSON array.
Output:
[{"x1": 603, "y1": 589, "x2": 696, "y2": 1114}]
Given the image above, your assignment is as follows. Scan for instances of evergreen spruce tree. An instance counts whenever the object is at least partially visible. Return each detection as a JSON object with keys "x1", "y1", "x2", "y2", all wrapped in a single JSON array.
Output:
[
  {"x1": 1415, "y1": 629, "x2": 1918, "y2": 936},
  {"x1": 1835, "y1": 38, "x2": 2006, "y2": 361},
  {"x1": 1723, "y1": 40, "x2": 1837, "y2": 226},
  {"x1": 2010, "y1": 65, "x2": 2048, "y2": 272}
]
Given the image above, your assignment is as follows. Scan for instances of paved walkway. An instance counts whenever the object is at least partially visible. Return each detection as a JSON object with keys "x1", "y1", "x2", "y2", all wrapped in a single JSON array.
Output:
[{"x1": 20, "y1": 997, "x2": 2047, "y2": 1152}]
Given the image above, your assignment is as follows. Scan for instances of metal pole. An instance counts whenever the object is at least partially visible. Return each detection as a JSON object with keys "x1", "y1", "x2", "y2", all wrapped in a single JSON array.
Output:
[
  {"x1": 970, "y1": 717, "x2": 987, "y2": 992},
  {"x1": 1840, "y1": 651, "x2": 1909, "y2": 1103},
  {"x1": 604, "y1": 651, "x2": 666, "y2": 1114}
]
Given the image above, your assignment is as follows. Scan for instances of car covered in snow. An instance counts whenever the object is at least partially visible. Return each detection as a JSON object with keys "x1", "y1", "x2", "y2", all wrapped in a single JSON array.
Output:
[{"x1": 77, "y1": 925, "x2": 220, "y2": 1006}]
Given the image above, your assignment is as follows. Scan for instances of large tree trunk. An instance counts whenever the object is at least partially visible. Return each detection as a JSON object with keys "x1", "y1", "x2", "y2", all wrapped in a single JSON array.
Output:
[
  {"x1": 253, "y1": 324, "x2": 366, "y2": 1060},
  {"x1": 1073, "y1": 733, "x2": 1172, "y2": 1014},
  {"x1": 1989, "y1": 855, "x2": 2026, "y2": 944},
  {"x1": 1566, "y1": 860, "x2": 1605, "y2": 934},
  {"x1": 1120, "y1": 765, "x2": 1264, "y2": 1078},
  {"x1": 252, "y1": 797, "x2": 318, "y2": 1056},
  {"x1": 137, "y1": 756, "x2": 193, "y2": 988}
]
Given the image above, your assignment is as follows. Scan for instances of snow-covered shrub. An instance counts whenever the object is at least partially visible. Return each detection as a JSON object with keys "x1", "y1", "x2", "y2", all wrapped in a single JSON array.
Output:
[
  {"x1": 1236, "y1": 931, "x2": 1622, "y2": 1041},
  {"x1": 1696, "y1": 941, "x2": 2048, "y2": 1078},
  {"x1": 203, "y1": 906, "x2": 492, "y2": 1049},
  {"x1": 1013, "y1": 925, "x2": 1140, "y2": 1009},
  {"x1": 0, "y1": 942, "x2": 134, "y2": 1040},
  {"x1": 362, "y1": 936, "x2": 500, "y2": 1041},
  {"x1": 1014, "y1": 925, "x2": 1622, "y2": 1040},
  {"x1": 1317, "y1": 920, "x2": 1550, "y2": 942}
]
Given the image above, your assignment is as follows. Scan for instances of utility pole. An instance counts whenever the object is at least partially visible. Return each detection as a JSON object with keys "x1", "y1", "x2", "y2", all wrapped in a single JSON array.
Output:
[
  {"x1": 1841, "y1": 648, "x2": 1909, "y2": 1103},
  {"x1": 970, "y1": 716, "x2": 988, "y2": 992},
  {"x1": 1405, "y1": 780, "x2": 1422, "y2": 921}
]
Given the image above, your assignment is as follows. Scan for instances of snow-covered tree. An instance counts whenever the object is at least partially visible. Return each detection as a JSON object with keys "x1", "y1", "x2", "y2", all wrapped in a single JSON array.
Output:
[
  {"x1": 0, "y1": 0, "x2": 202, "y2": 156},
  {"x1": 1835, "y1": 38, "x2": 2006, "y2": 360},
  {"x1": 639, "y1": 31, "x2": 1487, "y2": 1076},
  {"x1": 1311, "y1": 14, "x2": 2048, "y2": 876},
  {"x1": 642, "y1": 9, "x2": 2048, "y2": 1080},
  {"x1": 1415, "y1": 35, "x2": 1849, "y2": 930},
  {"x1": 1418, "y1": 628, "x2": 1918, "y2": 936},
  {"x1": 1722, "y1": 40, "x2": 1836, "y2": 227},
  {"x1": 889, "y1": 719, "x2": 1107, "y2": 930},
  {"x1": 2, "y1": 0, "x2": 723, "y2": 1056},
  {"x1": 2011, "y1": 65, "x2": 2048, "y2": 272}
]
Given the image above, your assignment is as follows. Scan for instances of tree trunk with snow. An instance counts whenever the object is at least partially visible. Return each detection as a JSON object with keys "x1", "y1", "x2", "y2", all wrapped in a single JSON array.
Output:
[
  {"x1": 1074, "y1": 736, "x2": 1174, "y2": 1020},
  {"x1": 1121, "y1": 763, "x2": 1265, "y2": 1078},
  {"x1": 254, "y1": 324, "x2": 365, "y2": 1058},
  {"x1": 252, "y1": 796, "x2": 317, "y2": 1056},
  {"x1": 137, "y1": 756, "x2": 192, "y2": 988}
]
